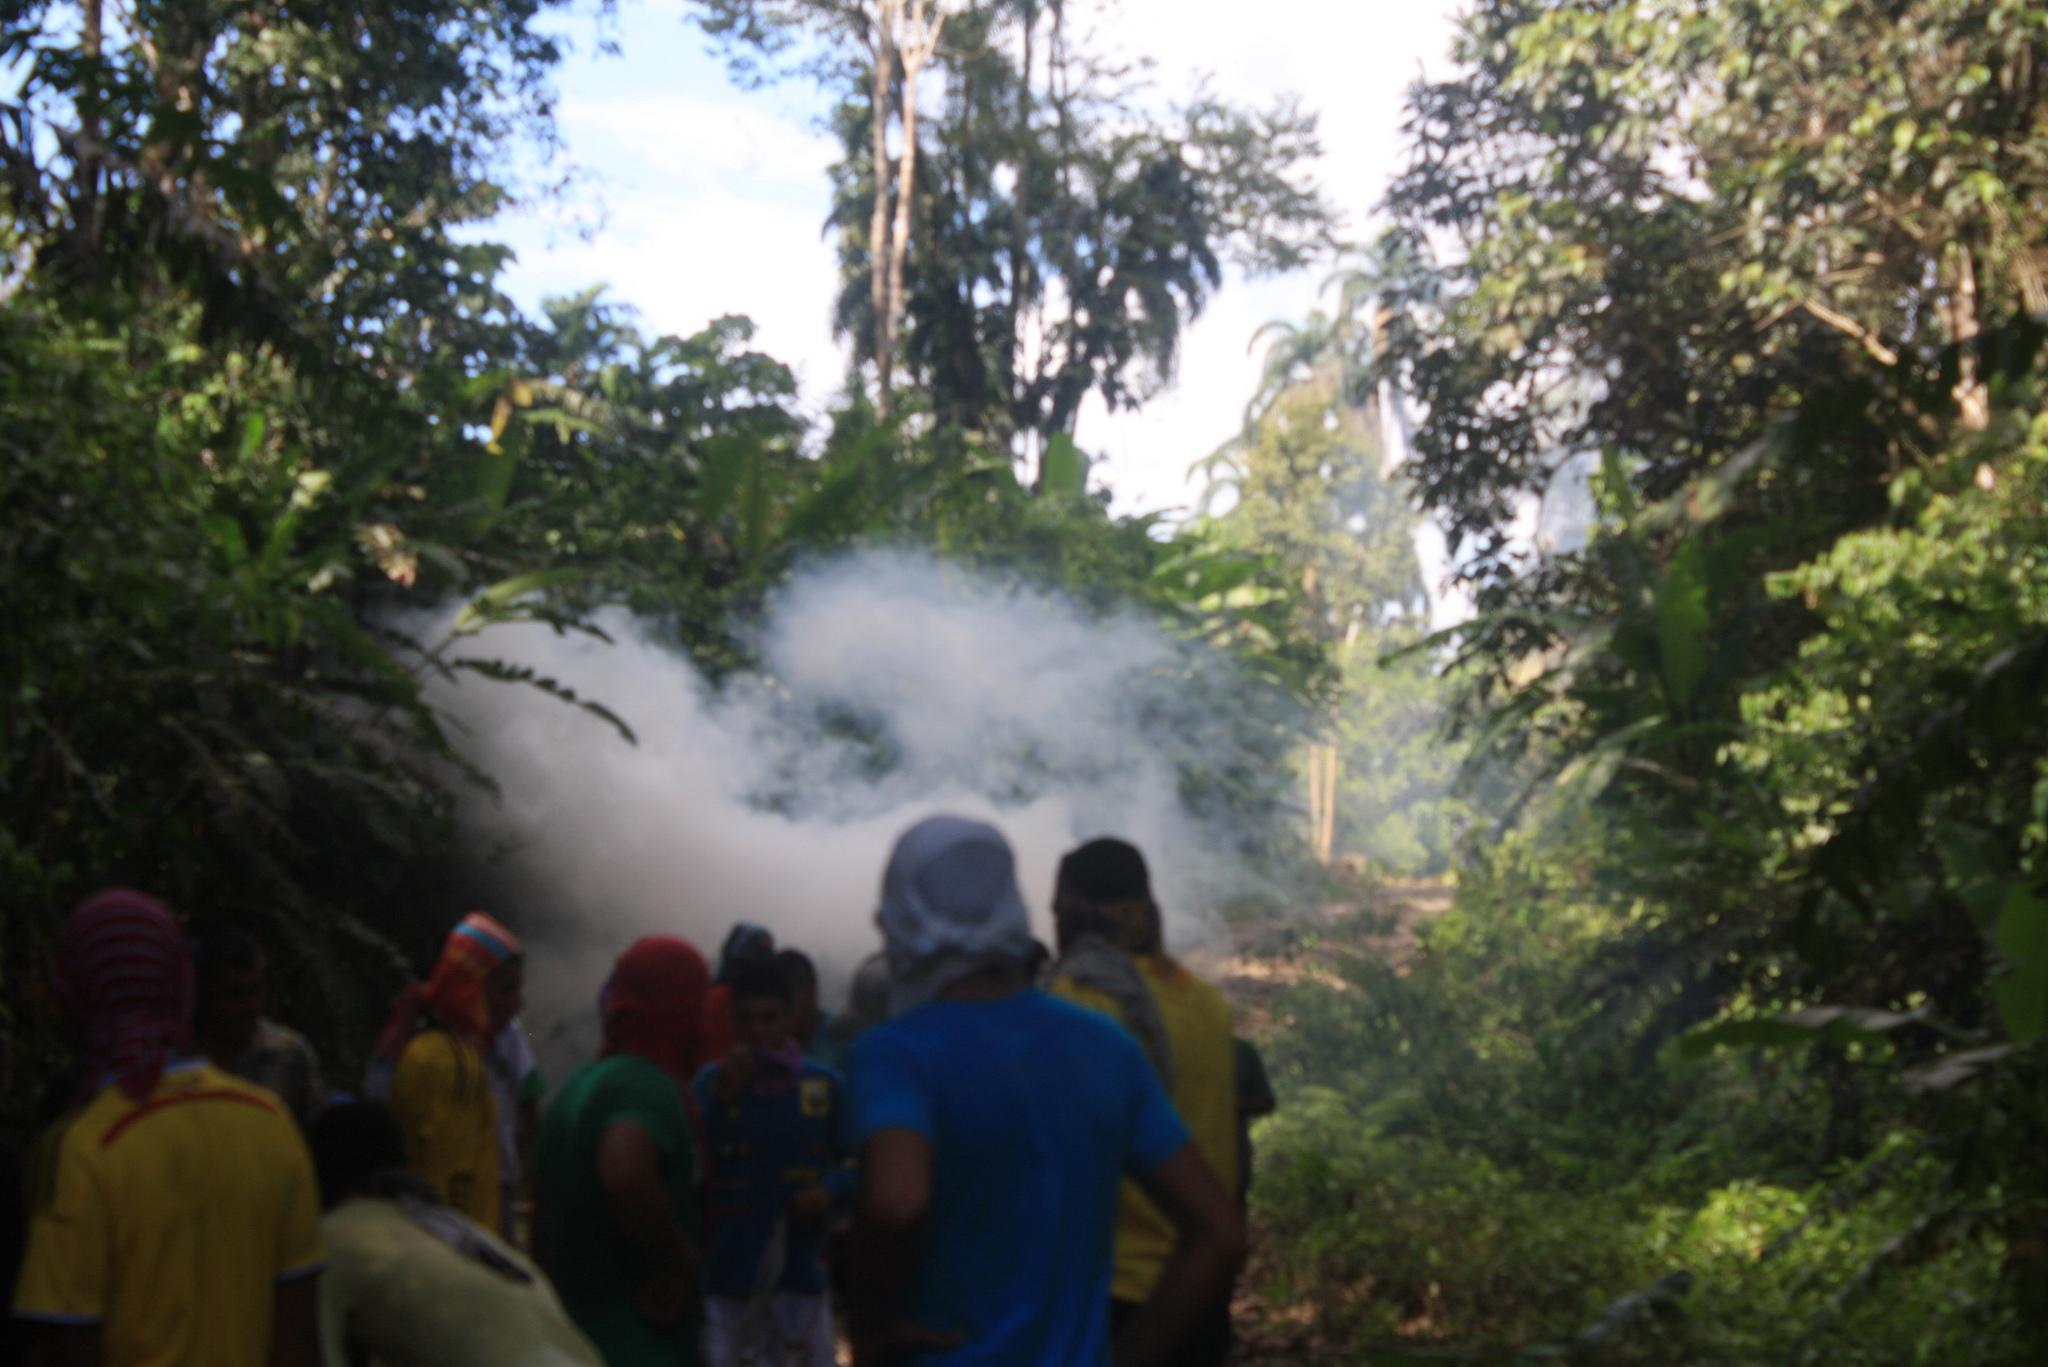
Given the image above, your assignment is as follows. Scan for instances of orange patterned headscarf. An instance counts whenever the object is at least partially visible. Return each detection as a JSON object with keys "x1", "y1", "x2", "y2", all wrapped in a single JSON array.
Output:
[{"x1": 373, "y1": 912, "x2": 523, "y2": 1068}]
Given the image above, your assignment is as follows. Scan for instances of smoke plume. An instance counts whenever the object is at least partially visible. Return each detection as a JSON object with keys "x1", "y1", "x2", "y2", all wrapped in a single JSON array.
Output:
[{"x1": 429, "y1": 550, "x2": 1279, "y2": 1079}]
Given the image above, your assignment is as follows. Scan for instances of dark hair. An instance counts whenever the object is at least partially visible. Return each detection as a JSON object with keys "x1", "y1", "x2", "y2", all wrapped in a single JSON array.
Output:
[
  {"x1": 772, "y1": 948, "x2": 817, "y2": 990},
  {"x1": 190, "y1": 925, "x2": 262, "y2": 1010},
  {"x1": 1056, "y1": 838, "x2": 1152, "y2": 904},
  {"x1": 729, "y1": 958, "x2": 792, "y2": 1007},
  {"x1": 309, "y1": 1102, "x2": 408, "y2": 1210},
  {"x1": 716, "y1": 922, "x2": 776, "y2": 983}
]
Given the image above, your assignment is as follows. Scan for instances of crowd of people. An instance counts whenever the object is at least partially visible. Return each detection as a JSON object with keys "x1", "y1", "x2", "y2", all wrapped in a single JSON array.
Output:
[{"x1": 5, "y1": 817, "x2": 1277, "y2": 1367}]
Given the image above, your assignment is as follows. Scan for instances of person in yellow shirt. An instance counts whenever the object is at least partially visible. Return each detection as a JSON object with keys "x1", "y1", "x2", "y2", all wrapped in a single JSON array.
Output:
[
  {"x1": 367, "y1": 913, "x2": 525, "y2": 1232},
  {"x1": 1046, "y1": 839, "x2": 1239, "y2": 1367},
  {"x1": 14, "y1": 889, "x2": 324, "y2": 1367}
]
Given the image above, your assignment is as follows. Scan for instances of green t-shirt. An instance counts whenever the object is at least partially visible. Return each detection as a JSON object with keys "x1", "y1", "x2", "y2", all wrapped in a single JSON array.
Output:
[{"x1": 536, "y1": 1054, "x2": 702, "y2": 1367}]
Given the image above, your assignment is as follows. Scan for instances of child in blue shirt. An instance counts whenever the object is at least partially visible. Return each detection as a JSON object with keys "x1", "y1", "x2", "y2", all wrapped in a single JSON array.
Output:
[{"x1": 693, "y1": 958, "x2": 855, "y2": 1367}]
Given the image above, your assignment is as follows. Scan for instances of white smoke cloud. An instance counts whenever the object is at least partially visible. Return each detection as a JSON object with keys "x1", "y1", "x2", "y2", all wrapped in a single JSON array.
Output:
[{"x1": 428, "y1": 550, "x2": 1279, "y2": 1080}]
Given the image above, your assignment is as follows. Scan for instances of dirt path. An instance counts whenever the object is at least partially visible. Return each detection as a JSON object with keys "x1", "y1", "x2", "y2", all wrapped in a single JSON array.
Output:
[
  {"x1": 1185, "y1": 878, "x2": 1454, "y2": 1034},
  {"x1": 1189, "y1": 878, "x2": 1458, "y2": 1365}
]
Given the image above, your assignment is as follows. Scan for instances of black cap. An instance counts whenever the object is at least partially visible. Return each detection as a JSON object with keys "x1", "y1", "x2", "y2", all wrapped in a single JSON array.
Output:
[{"x1": 1056, "y1": 838, "x2": 1152, "y2": 904}]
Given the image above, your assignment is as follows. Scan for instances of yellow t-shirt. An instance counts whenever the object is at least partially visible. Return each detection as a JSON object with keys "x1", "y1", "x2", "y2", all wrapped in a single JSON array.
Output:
[
  {"x1": 1051, "y1": 955, "x2": 1238, "y2": 1303},
  {"x1": 13, "y1": 1061, "x2": 325, "y2": 1367},
  {"x1": 388, "y1": 1029, "x2": 501, "y2": 1231}
]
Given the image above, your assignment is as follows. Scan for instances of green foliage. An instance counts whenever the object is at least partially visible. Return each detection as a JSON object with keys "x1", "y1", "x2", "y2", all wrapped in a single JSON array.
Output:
[
  {"x1": 0, "y1": 291, "x2": 450, "y2": 1096},
  {"x1": 1250, "y1": 837, "x2": 2029, "y2": 1364},
  {"x1": 1197, "y1": 284, "x2": 1467, "y2": 873},
  {"x1": 1303, "y1": 0, "x2": 2048, "y2": 1354},
  {"x1": 0, "y1": 0, "x2": 1336, "y2": 1117}
]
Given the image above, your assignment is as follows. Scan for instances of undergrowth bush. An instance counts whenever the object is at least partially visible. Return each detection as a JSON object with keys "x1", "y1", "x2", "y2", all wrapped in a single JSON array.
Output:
[{"x1": 1247, "y1": 833, "x2": 2029, "y2": 1365}]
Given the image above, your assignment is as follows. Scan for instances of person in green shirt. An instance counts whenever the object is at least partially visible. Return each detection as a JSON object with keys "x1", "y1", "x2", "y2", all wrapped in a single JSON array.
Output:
[{"x1": 536, "y1": 937, "x2": 711, "y2": 1367}]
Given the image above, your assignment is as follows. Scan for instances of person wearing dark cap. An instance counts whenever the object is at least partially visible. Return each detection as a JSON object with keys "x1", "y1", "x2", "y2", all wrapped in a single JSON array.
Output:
[
  {"x1": 692, "y1": 959, "x2": 853, "y2": 1367},
  {"x1": 845, "y1": 816, "x2": 1244, "y2": 1367},
  {"x1": 1047, "y1": 838, "x2": 1241, "y2": 1367},
  {"x1": 308, "y1": 1101, "x2": 602, "y2": 1367},
  {"x1": 192, "y1": 925, "x2": 326, "y2": 1132},
  {"x1": 772, "y1": 948, "x2": 842, "y2": 1070},
  {"x1": 699, "y1": 923, "x2": 776, "y2": 1071},
  {"x1": 14, "y1": 889, "x2": 324, "y2": 1367}
]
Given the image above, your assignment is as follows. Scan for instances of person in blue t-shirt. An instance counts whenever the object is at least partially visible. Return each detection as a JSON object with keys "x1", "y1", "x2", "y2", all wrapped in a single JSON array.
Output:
[
  {"x1": 693, "y1": 958, "x2": 855, "y2": 1367},
  {"x1": 845, "y1": 816, "x2": 1245, "y2": 1367}
]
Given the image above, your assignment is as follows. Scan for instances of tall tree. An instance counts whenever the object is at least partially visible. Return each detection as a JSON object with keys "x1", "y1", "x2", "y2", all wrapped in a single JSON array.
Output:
[
  {"x1": 1200, "y1": 282, "x2": 1465, "y2": 873},
  {"x1": 691, "y1": 0, "x2": 1335, "y2": 445},
  {"x1": 686, "y1": 0, "x2": 938, "y2": 418}
]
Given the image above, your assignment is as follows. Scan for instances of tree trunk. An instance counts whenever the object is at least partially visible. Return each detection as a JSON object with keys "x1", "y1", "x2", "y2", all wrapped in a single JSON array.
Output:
[
  {"x1": 1007, "y1": 4, "x2": 1034, "y2": 425},
  {"x1": 79, "y1": 0, "x2": 104, "y2": 252},
  {"x1": 1952, "y1": 244, "x2": 1989, "y2": 432},
  {"x1": 868, "y1": 0, "x2": 899, "y2": 417},
  {"x1": 883, "y1": 0, "x2": 940, "y2": 419}
]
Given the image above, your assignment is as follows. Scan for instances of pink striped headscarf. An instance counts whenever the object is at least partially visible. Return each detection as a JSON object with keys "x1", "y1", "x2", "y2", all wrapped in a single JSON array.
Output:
[{"x1": 53, "y1": 889, "x2": 195, "y2": 1100}]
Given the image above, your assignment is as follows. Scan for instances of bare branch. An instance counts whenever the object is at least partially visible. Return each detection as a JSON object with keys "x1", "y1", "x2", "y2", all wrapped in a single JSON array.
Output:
[{"x1": 1799, "y1": 298, "x2": 1899, "y2": 367}]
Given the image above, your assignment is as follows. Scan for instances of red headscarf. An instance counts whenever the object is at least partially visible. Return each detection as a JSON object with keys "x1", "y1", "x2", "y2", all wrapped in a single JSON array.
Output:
[
  {"x1": 53, "y1": 889, "x2": 195, "y2": 1101},
  {"x1": 599, "y1": 936, "x2": 710, "y2": 1090},
  {"x1": 373, "y1": 912, "x2": 523, "y2": 1070}
]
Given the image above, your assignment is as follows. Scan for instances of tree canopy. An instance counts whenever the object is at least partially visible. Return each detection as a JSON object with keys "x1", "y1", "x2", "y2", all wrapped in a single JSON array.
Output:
[
  {"x1": 1254, "y1": 0, "x2": 2048, "y2": 1353},
  {"x1": 691, "y1": 0, "x2": 1334, "y2": 444}
]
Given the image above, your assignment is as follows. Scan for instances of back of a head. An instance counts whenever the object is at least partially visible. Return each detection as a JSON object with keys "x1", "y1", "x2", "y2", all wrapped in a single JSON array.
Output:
[
  {"x1": 879, "y1": 816, "x2": 1034, "y2": 1013},
  {"x1": 717, "y1": 923, "x2": 776, "y2": 982},
  {"x1": 728, "y1": 957, "x2": 792, "y2": 1008},
  {"x1": 1054, "y1": 838, "x2": 1161, "y2": 954},
  {"x1": 190, "y1": 924, "x2": 260, "y2": 1006},
  {"x1": 1055, "y1": 838, "x2": 1152, "y2": 905},
  {"x1": 191, "y1": 924, "x2": 260, "y2": 979},
  {"x1": 600, "y1": 936, "x2": 710, "y2": 1087},
  {"x1": 772, "y1": 948, "x2": 817, "y2": 992},
  {"x1": 54, "y1": 889, "x2": 195, "y2": 1100},
  {"x1": 309, "y1": 1102, "x2": 408, "y2": 1210},
  {"x1": 416, "y1": 911, "x2": 524, "y2": 1045}
]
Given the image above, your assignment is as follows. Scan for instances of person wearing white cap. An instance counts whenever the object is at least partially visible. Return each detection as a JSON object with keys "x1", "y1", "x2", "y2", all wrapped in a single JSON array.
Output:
[{"x1": 844, "y1": 816, "x2": 1245, "y2": 1367}]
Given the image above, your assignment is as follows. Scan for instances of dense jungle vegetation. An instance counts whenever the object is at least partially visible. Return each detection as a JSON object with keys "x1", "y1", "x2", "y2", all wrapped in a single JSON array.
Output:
[
  {"x1": 1244, "y1": 0, "x2": 2048, "y2": 1361},
  {"x1": 4, "y1": 0, "x2": 2048, "y2": 1360}
]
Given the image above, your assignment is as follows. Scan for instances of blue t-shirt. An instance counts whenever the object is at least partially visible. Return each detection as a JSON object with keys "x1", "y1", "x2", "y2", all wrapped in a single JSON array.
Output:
[
  {"x1": 849, "y1": 988, "x2": 1190, "y2": 1367},
  {"x1": 691, "y1": 1059, "x2": 856, "y2": 1299}
]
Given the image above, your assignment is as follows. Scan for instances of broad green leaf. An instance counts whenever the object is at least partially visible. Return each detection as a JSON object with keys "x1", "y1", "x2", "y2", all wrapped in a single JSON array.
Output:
[
  {"x1": 239, "y1": 412, "x2": 268, "y2": 461},
  {"x1": 1656, "y1": 540, "x2": 1710, "y2": 713},
  {"x1": 1899, "y1": 1044, "x2": 2014, "y2": 1094},
  {"x1": 1041, "y1": 432, "x2": 1087, "y2": 496},
  {"x1": 1680, "y1": 1005, "x2": 1929, "y2": 1056},
  {"x1": 473, "y1": 444, "x2": 519, "y2": 518},
  {"x1": 451, "y1": 569, "x2": 582, "y2": 634},
  {"x1": 697, "y1": 433, "x2": 750, "y2": 522},
  {"x1": 1933, "y1": 821, "x2": 2011, "y2": 931},
  {"x1": 1992, "y1": 882, "x2": 2048, "y2": 1044},
  {"x1": 1596, "y1": 443, "x2": 1637, "y2": 521},
  {"x1": 206, "y1": 515, "x2": 249, "y2": 568},
  {"x1": 739, "y1": 451, "x2": 771, "y2": 566},
  {"x1": 779, "y1": 462, "x2": 872, "y2": 543},
  {"x1": 451, "y1": 657, "x2": 637, "y2": 744}
]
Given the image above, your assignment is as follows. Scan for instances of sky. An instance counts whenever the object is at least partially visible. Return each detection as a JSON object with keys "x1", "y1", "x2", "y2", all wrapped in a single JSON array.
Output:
[{"x1": 488, "y1": 0, "x2": 1469, "y2": 521}]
